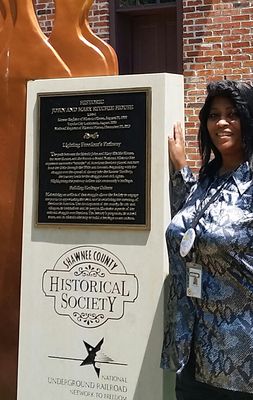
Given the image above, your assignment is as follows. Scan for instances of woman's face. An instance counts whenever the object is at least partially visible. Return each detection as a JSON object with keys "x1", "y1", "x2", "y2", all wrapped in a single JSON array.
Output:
[{"x1": 207, "y1": 96, "x2": 244, "y2": 158}]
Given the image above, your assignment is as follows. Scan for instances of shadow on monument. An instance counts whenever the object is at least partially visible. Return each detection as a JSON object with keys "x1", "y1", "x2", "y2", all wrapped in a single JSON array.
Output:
[
  {"x1": 32, "y1": 226, "x2": 150, "y2": 247},
  {"x1": 132, "y1": 281, "x2": 176, "y2": 400}
]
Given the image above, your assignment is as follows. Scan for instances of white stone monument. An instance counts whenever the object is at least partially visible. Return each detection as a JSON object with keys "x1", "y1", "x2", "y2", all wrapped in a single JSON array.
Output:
[{"x1": 18, "y1": 73, "x2": 184, "y2": 400}]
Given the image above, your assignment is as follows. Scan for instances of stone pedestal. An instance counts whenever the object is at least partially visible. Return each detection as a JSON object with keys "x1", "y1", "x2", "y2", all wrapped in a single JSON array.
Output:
[{"x1": 18, "y1": 73, "x2": 183, "y2": 400}]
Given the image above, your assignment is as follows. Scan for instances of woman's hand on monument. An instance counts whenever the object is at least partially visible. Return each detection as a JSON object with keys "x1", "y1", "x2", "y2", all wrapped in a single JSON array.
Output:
[{"x1": 168, "y1": 122, "x2": 187, "y2": 171}]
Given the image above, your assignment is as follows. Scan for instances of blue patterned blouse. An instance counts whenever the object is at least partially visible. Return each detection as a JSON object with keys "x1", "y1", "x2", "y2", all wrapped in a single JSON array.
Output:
[{"x1": 161, "y1": 161, "x2": 253, "y2": 393}]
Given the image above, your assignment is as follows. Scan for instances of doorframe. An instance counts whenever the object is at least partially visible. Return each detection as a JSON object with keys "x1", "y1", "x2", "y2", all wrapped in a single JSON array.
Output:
[{"x1": 109, "y1": 0, "x2": 183, "y2": 74}]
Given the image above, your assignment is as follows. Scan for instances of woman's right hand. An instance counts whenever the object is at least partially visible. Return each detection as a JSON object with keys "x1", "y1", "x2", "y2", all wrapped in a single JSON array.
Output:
[{"x1": 168, "y1": 122, "x2": 187, "y2": 171}]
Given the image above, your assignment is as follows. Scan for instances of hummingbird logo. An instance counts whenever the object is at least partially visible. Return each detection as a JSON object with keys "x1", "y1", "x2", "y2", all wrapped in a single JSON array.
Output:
[
  {"x1": 81, "y1": 338, "x2": 114, "y2": 377},
  {"x1": 49, "y1": 338, "x2": 127, "y2": 377}
]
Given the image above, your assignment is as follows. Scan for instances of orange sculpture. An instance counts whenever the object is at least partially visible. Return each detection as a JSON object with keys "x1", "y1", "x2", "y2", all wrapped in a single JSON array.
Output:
[
  {"x1": 81, "y1": 0, "x2": 118, "y2": 75},
  {"x1": 49, "y1": 0, "x2": 113, "y2": 76},
  {"x1": 0, "y1": 0, "x2": 118, "y2": 398},
  {"x1": 0, "y1": 0, "x2": 13, "y2": 55}
]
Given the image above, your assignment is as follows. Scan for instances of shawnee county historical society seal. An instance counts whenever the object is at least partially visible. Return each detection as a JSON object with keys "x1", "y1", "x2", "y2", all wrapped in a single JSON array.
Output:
[{"x1": 42, "y1": 246, "x2": 139, "y2": 328}]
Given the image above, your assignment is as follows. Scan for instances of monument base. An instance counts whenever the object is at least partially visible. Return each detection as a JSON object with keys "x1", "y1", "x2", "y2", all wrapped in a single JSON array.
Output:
[{"x1": 18, "y1": 73, "x2": 183, "y2": 400}]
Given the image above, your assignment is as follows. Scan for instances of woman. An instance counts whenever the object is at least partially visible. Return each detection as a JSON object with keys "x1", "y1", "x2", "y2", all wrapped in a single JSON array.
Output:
[{"x1": 161, "y1": 80, "x2": 253, "y2": 399}]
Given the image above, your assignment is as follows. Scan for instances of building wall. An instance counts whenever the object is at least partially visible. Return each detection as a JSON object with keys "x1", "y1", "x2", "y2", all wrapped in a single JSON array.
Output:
[
  {"x1": 34, "y1": 0, "x2": 253, "y2": 171},
  {"x1": 183, "y1": 0, "x2": 253, "y2": 171}
]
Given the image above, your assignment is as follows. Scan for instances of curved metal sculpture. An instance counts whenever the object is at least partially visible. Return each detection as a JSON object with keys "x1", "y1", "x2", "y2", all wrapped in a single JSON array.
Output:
[
  {"x1": 81, "y1": 0, "x2": 118, "y2": 75},
  {"x1": 0, "y1": 0, "x2": 13, "y2": 55},
  {"x1": 0, "y1": 1, "x2": 118, "y2": 398},
  {"x1": 49, "y1": 0, "x2": 114, "y2": 76}
]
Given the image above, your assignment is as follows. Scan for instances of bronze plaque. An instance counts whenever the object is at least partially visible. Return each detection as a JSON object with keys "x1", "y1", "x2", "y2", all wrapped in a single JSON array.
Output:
[{"x1": 37, "y1": 89, "x2": 151, "y2": 229}]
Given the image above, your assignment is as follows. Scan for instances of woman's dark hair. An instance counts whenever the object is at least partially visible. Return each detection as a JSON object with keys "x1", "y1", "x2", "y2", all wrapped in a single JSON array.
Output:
[{"x1": 198, "y1": 80, "x2": 253, "y2": 178}]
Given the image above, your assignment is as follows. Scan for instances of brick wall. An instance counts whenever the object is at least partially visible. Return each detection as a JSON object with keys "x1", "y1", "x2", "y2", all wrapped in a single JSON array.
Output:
[
  {"x1": 33, "y1": 1, "x2": 253, "y2": 171},
  {"x1": 34, "y1": 0, "x2": 54, "y2": 35},
  {"x1": 183, "y1": 0, "x2": 253, "y2": 171},
  {"x1": 34, "y1": 0, "x2": 110, "y2": 41},
  {"x1": 88, "y1": 1, "x2": 110, "y2": 42}
]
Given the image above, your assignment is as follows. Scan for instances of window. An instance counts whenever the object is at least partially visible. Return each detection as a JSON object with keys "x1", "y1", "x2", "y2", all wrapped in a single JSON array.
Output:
[{"x1": 118, "y1": 0, "x2": 175, "y2": 7}]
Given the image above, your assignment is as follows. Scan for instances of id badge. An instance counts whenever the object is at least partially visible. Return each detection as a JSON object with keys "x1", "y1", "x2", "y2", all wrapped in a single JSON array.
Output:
[{"x1": 186, "y1": 262, "x2": 202, "y2": 299}]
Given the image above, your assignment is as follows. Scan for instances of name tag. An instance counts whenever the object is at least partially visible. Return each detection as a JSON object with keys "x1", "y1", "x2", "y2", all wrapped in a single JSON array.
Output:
[{"x1": 186, "y1": 262, "x2": 202, "y2": 299}]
